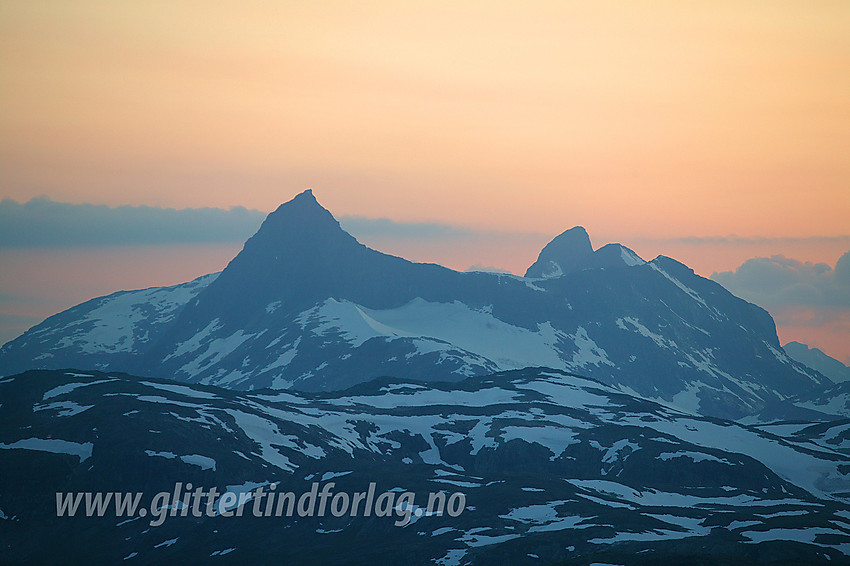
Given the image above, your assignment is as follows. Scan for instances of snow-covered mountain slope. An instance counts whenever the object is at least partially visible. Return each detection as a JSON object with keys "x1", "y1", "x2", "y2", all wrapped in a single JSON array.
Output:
[
  {"x1": 0, "y1": 273, "x2": 217, "y2": 377},
  {"x1": 1, "y1": 368, "x2": 848, "y2": 565},
  {"x1": 0, "y1": 190, "x2": 829, "y2": 420},
  {"x1": 743, "y1": 381, "x2": 850, "y2": 424}
]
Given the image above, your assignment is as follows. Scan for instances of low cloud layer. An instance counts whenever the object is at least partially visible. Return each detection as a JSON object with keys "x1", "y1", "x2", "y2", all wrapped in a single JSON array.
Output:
[
  {"x1": 660, "y1": 235, "x2": 850, "y2": 247},
  {"x1": 711, "y1": 252, "x2": 850, "y2": 310},
  {"x1": 339, "y1": 216, "x2": 474, "y2": 240},
  {"x1": 0, "y1": 197, "x2": 545, "y2": 255},
  {"x1": 0, "y1": 198, "x2": 517, "y2": 249},
  {"x1": 0, "y1": 198, "x2": 266, "y2": 247}
]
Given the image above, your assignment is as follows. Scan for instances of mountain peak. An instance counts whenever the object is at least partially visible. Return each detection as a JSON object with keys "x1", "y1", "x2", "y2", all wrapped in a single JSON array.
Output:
[
  {"x1": 179, "y1": 190, "x2": 366, "y2": 322},
  {"x1": 237, "y1": 189, "x2": 364, "y2": 264},
  {"x1": 253, "y1": 189, "x2": 348, "y2": 246},
  {"x1": 267, "y1": 187, "x2": 324, "y2": 218},
  {"x1": 525, "y1": 226, "x2": 593, "y2": 278},
  {"x1": 289, "y1": 187, "x2": 316, "y2": 204}
]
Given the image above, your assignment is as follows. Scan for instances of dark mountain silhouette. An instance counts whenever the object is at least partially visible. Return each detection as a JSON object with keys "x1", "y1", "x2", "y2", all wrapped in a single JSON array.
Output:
[
  {"x1": 524, "y1": 225, "x2": 593, "y2": 278},
  {"x1": 0, "y1": 190, "x2": 830, "y2": 419}
]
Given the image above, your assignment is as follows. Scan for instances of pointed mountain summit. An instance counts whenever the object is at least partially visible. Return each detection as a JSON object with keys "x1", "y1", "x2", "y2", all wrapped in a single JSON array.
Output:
[
  {"x1": 183, "y1": 189, "x2": 370, "y2": 322},
  {"x1": 525, "y1": 226, "x2": 593, "y2": 278},
  {"x1": 161, "y1": 189, "x2": 462, "y2": 336},
  {"x1": 235, "y1": 188, "x2": 363, "y2": 268},
  {"x1": 223, "y1": 189, "x2": 363, "y2": 271},
  {"x1": 241, "y1": 189, "x2": 352, "y2": 253}
]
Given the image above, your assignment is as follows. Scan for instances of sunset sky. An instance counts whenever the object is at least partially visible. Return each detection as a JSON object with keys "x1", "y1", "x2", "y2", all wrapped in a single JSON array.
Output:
[{"x1": 1, "y1": 1, "x2": 849, "y2": 362}]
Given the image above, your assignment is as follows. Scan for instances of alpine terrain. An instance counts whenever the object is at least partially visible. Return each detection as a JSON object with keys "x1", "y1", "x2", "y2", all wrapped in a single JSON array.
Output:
[{"x1": 0, "y1": 190, "x2": 829, "y2": 420}]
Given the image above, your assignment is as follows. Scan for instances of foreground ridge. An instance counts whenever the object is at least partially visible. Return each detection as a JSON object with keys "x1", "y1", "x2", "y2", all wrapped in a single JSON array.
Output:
[{"x1": 1, "y1": 368, "x2": 848, "y2": 564}]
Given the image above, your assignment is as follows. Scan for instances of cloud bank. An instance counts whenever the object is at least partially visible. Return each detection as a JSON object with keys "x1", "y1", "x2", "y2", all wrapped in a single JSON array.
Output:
[
  {"x1": 710, "y1": 252, "x2": 850, "y2": 363},
  {"x1": 0, "y1": 198, "x2": 266, "y2": 247},
  {"x1": 711, "y1": 252, "x2": 850, "y2": 310},
  {"x1": 338, "y1": 216, "x2": 474, "y2": 241},
  {"x1": 658, "y1": 235, "x2": 850, "y2": 247}
]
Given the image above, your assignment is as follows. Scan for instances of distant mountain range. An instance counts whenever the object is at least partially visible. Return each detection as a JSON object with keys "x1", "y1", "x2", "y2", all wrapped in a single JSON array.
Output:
[
  {"x1": 0, "y1": 190, "x2": 830, "y2": 420},
  {"x1": 1, "y1": 368, "x2": 848, "y2": 565},
  {"x1": 784, "y1": 341, "x2": 850, "y2": 384}
]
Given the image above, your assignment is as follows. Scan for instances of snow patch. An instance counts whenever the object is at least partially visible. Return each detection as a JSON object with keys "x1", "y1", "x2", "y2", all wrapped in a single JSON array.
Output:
[{"x1": 0, "y1": 438, "x2": 93, "y2": 461}]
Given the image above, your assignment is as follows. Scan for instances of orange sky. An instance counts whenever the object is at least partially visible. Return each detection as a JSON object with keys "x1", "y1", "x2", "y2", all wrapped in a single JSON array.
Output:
[
  {"x1": 2, "y1": 1, "x2": 848, "y2": 237},
  {"x1": 1, "y1": 1, "x2": 849, "y2": 361}
]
